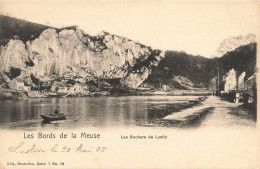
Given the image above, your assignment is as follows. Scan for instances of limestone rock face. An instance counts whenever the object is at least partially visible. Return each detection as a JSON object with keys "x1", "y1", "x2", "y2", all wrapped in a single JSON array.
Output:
[
  {"x1": 120, "y1": 67, "x2": 150, "y2": 89},
  {"x1": 0, "y1": 39, "x2": 28, "y2": 72},
  {"x1": 0, "y1": 27, "x2": 164, "y2": 88}
]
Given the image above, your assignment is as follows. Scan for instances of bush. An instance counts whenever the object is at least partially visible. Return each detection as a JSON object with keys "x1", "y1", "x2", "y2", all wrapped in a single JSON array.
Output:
[
  {"x1": 5, "y1": 67, "x2": 21, "y2": 80},
  {"x1": 30, "y1": 74, "x2": 39, "y2": 85},
  {"x1": 25, "y1": 59, "x2": 34, "y2": 67}
]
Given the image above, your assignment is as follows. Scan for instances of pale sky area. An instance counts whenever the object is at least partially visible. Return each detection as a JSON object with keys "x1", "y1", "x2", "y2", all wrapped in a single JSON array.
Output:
[{"x1": 0, "y1": 0, "x2": 259, "y2": 58}]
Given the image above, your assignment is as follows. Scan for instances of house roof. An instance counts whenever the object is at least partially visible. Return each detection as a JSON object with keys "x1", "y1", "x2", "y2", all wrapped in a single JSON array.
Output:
[
  {"x1": 76, "y1": 83, "x2": 88, "y2": 86},
  {"x1": 41, "y1": 82, "x2": 51, "y2": 86},
  {"x1": 54, "y1": 81, "x2": 68, "y2": 87},
  {"x1": 67, "y1": 84, "x2": 74, "y2": 87},
  {"x1": 15, "y1": 77, "x2": 24, "y2": 83},
  {"x1": 248, "y1": 74, "x2": 256, "y2": 80},
  {"x1": 23, "y1": 85, "x2": 31, "y2": 88},
  {"x1": 78, "y1": 84, "x2": 88, "y2": 86}
]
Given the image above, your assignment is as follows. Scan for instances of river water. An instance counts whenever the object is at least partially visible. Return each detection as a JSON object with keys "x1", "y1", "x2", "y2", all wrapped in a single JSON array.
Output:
[{"x1": 0, "y1": 96, "x2": 202, "y2": 130}]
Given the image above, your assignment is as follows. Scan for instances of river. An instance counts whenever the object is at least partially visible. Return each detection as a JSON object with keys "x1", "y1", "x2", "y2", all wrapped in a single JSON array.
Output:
[{"x1": 0, "y1": 95, "x2": 202, "y2": 129}]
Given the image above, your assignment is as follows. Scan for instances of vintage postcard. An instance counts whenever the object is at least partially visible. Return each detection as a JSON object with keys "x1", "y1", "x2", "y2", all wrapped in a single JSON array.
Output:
[{"x1": 0, "y1": 0, "x2": 259, "y2": 168}]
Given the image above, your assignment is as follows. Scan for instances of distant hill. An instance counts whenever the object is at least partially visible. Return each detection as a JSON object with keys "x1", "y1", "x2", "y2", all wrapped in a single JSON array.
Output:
[
  {"x1": 0, "y1": 15, "x2": 52, "y2": 45},
  {"x1": 145, "y1": 43, "x2": 256, "y2": 89},
  {"x1": 145, "y1": 51, "x2": 218, "y2": 89},
  {"x1": 219, "y1": 43, "x2": 256, "y2": 79}
]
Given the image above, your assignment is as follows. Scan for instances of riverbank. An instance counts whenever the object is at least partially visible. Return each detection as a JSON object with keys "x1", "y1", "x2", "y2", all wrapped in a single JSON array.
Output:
[
  {"x1": 0, "y1": 87, "x2": 211, "y2": 100},
  {"x1": 0, "y1": 89, "x2": 47, "y2": 99}
]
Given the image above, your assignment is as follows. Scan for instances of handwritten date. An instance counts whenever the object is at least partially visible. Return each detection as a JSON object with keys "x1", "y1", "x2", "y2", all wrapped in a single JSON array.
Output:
[{"x1": 9, "y1": 142, "x2": 107, "y2": 154}]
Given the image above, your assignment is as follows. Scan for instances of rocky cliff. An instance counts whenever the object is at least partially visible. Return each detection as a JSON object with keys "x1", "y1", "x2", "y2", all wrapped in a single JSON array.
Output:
[
  {"x1": 0, "y1": 19, "x2": 164, "y2": 89},
  {"x1": 1, "y1": 15, "x2": 255, "y2": 91}
]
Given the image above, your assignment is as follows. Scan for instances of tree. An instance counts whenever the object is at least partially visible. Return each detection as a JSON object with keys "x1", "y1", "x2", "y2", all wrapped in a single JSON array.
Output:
[
  {"x1": 25, "y1": 59, "x2": 35, "y2": 67},
  {"x1": 7, "y1": 67, "x2": 21, "y2": 80},
  {"x1": 30, "y1": 74, "x2": 39, "y2": 85}
]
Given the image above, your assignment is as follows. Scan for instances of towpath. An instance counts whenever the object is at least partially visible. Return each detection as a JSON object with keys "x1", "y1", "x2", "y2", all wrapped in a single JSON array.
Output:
[
  {"x1": 163, "y1": 96, "x2": 256, "y2": 128},
  {"x1": 200, "y1": 96, "x2": 255, "y2": 128}
]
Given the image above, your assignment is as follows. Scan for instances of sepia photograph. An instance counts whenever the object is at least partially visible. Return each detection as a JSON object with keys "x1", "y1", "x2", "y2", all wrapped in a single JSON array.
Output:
[{"x1": 0, "y1": 0, "x2": 259, "y2": 168}]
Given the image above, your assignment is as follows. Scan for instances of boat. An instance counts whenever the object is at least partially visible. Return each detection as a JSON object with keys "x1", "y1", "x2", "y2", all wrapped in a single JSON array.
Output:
[{"x1": 40, "y1": 113, "x2": 66, "y2": 121}]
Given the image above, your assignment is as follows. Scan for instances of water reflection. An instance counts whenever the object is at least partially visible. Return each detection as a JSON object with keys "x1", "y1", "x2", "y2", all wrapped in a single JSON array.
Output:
[{"x1": 0, "y1": 96, "x2": 197, "y2": 129}]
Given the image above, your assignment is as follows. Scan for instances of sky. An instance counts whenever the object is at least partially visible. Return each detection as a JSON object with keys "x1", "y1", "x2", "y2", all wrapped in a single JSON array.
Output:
[{"x1": 0, "y1": 0, "x2": 259, "y2": 58}]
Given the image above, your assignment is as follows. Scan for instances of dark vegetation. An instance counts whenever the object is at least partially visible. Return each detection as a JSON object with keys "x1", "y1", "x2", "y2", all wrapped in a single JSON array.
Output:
[
  {"x1": 30, "y1": 74, "x2": 39, "y2": 85},
  {"x1": 0, "y1": 15, "x2": 84, "y2": 46},
  {"x1": 5, "y1": 67, "x2": 21, "y2": 80},
  {"x1": 146, "y1": 51, "x2": 217, "y2": 88},
  {"x1": 133, "y1": 49, "x2": 161, "y2": 69},
  {"x1": 229, "y1": 105, "x2": 256, "y2": 122},
  {"x1": 145, "y1": 43, "x2": 256, "y2": 89},
  {"x1": 56, "y1": 25, "x2": 78, "y2": 33},
  {"x1": 67, "y1": 79, "x2": 76, "y2": 85},
  {"x1": 0, "y1": 15, "x2": 52, "y2": 45},
  {"x1": 25, "y1": 59, "x2": 35, "y2": 67},
  {"x1": 218, "y1": 43, "x2": 256, "y2": 79}
]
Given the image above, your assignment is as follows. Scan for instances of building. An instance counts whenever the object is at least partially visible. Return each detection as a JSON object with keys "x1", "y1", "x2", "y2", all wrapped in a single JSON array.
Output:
[
  {"x1": 40, "y1": 81, "x2": 52, "y2": 92},
  {"x1": 137, "y1": 83, "x2": 151, "y2": 91},
  {"x1": 50, "y1": 81, "x2": 68, "y2": 94},
  {"x1": 208, "y1": 77, "x2": 217, "y2": 91},
  {"x1": 51, "y1": 81, "x2": 89, "y2": 94},
  {"x1": 67, "y1": 83, "x2": 89, "y2": 95},
  {"x1": 41, "y1": 81, "x2": 52, "y2": 87},
  {"x1": 68, "y1": 84, "x2": 76, "y2": 94},
  {"x1": 24, "y1": 76, "x2": 33, "y2": 86},
  {"x1": 162, "y1": 84, "x2": 170, "y2": 91},
  {"x1": 238, "y1": 72, "x2": 245, "y2": 91},
  {"x1": 222, "y1": 70, "x2": 247, "y2": 93},
  {"x1": 23, "y1": 85, "x2": 31, "y2": 91},
  {"x1": 245, "y1": 74, "x2": 256, "y2": 96},
  {"x1": 74, "y1": 82, "x2": 89, "y2": 94},
  {"x1": 9, "y1": 78, "x2": 25, "y2": 90},
  {"x1": 223, "y1": 69, "x2": 237, "y2": 93},
  {"x1": 9, "y1": 77, "x2": 32, "y2": 91}
]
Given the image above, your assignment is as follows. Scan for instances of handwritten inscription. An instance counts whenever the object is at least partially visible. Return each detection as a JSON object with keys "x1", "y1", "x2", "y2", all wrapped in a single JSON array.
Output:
[
  {"x1": 9, "y1": 142, "x2": 46, "y2": 153},
  {"x1": 8, "y1": 142, "x2": 107, "y2": 154}
]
